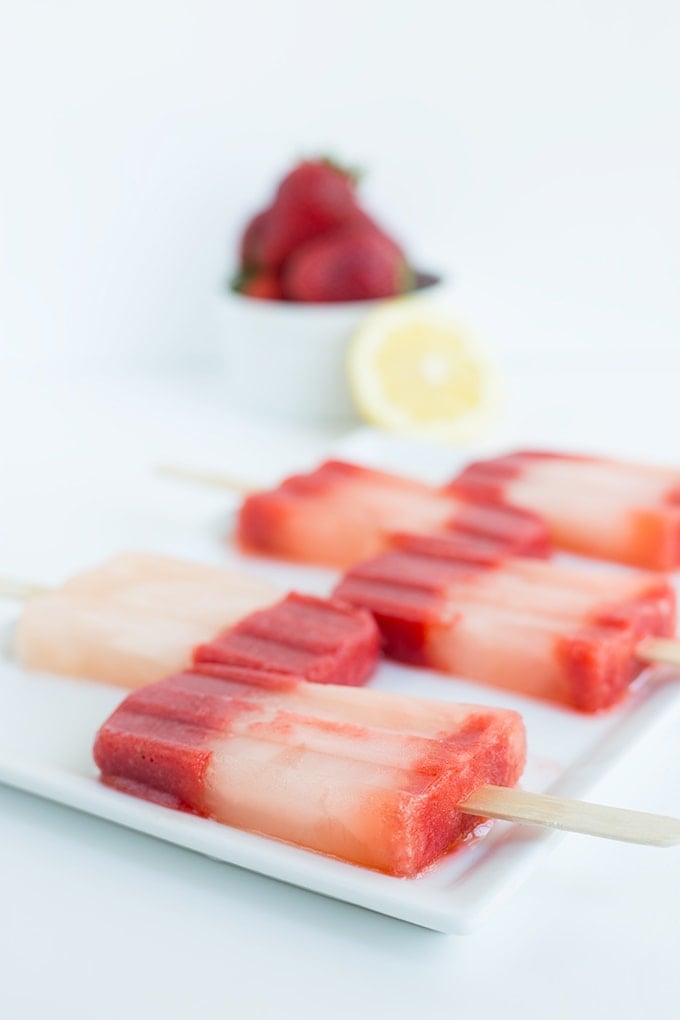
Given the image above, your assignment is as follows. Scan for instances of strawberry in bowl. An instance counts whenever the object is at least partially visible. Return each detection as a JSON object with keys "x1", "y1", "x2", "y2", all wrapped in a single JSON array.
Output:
[{"x1": 220, "y1": 156, "x2": 442, "y2": 423}]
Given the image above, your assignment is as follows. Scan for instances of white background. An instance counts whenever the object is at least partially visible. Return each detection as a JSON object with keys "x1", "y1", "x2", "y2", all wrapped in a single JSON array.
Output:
[
  {"x1": 1, "y1": 3, "x2": 680, "y2": 1018},
  {"x1": 1, "y1": 0, "x2": 679, "y2": 377}
]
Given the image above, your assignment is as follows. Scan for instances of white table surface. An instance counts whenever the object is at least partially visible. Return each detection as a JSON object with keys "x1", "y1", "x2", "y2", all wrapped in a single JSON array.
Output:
[{"x1": 1, "y1": 363, "x2": 679, "y2": 1020}]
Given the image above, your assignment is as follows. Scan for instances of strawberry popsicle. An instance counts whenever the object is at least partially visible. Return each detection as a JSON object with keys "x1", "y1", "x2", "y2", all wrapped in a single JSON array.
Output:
[
  {"x1": 334, "y1": 536, "x2": 676, "y2": 711},
  {"x1": 94, "y1": 662, "x2": 526, "y2": 877},
  {"x1": 451, "y1": 451, "x2": 680, "y2": 570},
  {"x1": 15, "y1": 553, "x2": 379, "y2": 690},
  {"x1": 237, "y1": 459, "x2": 550, "y2": 567}
]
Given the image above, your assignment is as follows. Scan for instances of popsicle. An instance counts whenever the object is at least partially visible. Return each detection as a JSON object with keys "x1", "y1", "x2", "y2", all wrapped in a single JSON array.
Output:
[
  {"x1": 93, "y1": 662, "x2": 527, "y2": 877},
  {"x1": 334, "y1": 535, "x2": 676, "y2": 711},
  {"x1": 451, "y1": 450, "x2": 680, "y2": 570},
  {"x1": 235, "y1": 459, "x2": 550, "y2": 566},
  {"x1": 14, "y1": 552, "x2": 380, "y2": 690}
]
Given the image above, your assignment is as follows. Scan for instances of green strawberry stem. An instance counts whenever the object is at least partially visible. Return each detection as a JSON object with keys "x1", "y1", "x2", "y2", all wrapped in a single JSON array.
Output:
[
  {"x1": 319, "y1": 155, "x2": 363, "y2": 186},
  {"x1": 230, "y1": 267, "x2": 255, "y2": 293}
]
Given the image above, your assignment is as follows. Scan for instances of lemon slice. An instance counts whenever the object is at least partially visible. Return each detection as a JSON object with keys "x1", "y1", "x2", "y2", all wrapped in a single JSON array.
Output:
[{"x1": 347, "y1": 299, "x2": 499, "y2": 442}]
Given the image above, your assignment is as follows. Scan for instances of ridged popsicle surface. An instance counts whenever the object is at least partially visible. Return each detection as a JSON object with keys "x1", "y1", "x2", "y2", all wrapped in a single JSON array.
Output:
[{"x1": 194, "y1": 592, "x2": 380, "y2": 686}]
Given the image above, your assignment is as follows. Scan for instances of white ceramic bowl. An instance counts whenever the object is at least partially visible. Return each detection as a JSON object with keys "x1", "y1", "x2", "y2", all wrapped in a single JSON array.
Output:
[{"x1": 216, "y1": 275, "x2": 443, "y2": 427}]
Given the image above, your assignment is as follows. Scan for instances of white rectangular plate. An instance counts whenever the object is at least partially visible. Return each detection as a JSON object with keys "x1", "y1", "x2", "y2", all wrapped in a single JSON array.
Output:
[{"x1": 1, "y1": 428, "x2": 679, "y2": 932}]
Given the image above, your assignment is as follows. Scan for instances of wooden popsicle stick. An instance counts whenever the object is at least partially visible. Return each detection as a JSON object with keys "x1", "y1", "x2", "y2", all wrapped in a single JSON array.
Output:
[
  {"x1": 156, "y1": 465, "x2": 256, "y2": 495},
  {"x1": 636, "y1": 637, "x2": 680, "y2": 668},
  {"x1": 460, "y1": 785, "x2": 680, "y2": 846},
  {"x1": 0, "y1": 578, "x2": 51, "y2": 600}
]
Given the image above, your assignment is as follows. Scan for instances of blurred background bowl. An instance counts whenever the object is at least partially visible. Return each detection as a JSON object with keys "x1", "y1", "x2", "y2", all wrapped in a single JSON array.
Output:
[{"x1": 216, "y1": 273, "x2": 443, "y2": 427}]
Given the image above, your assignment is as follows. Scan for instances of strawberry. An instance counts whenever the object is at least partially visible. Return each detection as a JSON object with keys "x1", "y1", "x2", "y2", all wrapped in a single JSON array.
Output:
[
  {"x1": 240, "y1": 208, "x2": 274, "y2": 270},
  {"x1": 282, "y1": 227, "x2": 413, "y2": 303},
  {"x1": 275, "y1": 157, "x2": 359, "y2": 213},
  {"x1": 234, "y1": 269, "x2": 284, "y2": 301},
  {"x1": 347, "y1": 208, "x2": 404, "y2": 258},
  {"x1": 254, "y1": 159, "x2": 360, "y2": 270}
]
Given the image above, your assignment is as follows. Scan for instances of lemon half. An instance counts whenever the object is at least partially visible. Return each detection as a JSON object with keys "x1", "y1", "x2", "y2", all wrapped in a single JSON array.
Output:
[{"x1": 348, "y1": 299, "x2": 499, "y2": 442}]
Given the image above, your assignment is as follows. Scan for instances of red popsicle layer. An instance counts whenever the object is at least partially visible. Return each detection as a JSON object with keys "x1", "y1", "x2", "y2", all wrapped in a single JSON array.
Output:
[
  {"x1": 93, "y1": 663, "x2": 526, "y2": 877},
  {"x1": 194, "y1": 592, "x2": 380, "y2": 686},
  {"x1": 334, "y1": 541, "x2": 675, "y2": 711},
  {"x1": 451, "y1": 451, "x2": 680, "y2": 570},
  {"x1": 237, "y1": 459, "x2": 550, "y2": 567}
]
